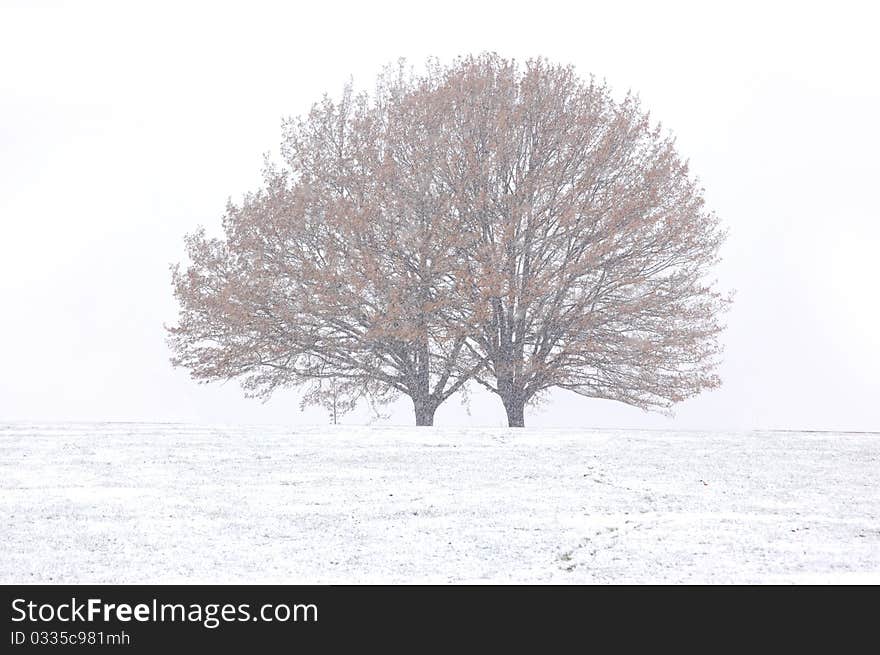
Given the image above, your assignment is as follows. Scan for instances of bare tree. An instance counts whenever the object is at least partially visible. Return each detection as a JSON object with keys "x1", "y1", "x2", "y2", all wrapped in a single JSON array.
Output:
[
  {"x1": 168, "y1": 54, "x2": 728, "y2": 428},
  {"x1": 299, "y1": 376, "x2": 370, "y2": 425}
]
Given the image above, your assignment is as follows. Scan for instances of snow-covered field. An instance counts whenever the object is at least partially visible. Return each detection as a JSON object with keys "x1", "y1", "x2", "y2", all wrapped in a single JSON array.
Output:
[{"x1": 1, "y1": 423, "x2": 878, "y2": 584}]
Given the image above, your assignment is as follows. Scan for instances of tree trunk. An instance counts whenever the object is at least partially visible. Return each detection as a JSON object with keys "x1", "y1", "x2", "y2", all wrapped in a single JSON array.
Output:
[
  {"x1": 503, "y1": 396, "x2": 525, "y2": 428},
  {"x1": 411, "y1": 321, "x2": 436, "y2": 426},
  {"x1": 413, "y1": 398, "x2": 437, "y2": 426}
]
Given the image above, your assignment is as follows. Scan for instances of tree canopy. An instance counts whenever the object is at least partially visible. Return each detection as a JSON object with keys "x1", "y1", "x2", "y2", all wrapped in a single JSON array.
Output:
[{"x1": 168, "y1": 53, "x2": 729, "y2": 427}]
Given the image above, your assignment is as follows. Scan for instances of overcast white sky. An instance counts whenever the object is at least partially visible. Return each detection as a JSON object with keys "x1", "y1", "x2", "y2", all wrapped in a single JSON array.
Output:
[{"x1": 1, "y1": 0, "x2": 878, "y2": 430}]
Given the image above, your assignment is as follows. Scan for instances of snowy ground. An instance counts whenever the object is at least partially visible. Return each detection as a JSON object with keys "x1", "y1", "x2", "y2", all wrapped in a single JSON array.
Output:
[{"x1": 1, "y1": 423, "x2": 878, "y2": 584}]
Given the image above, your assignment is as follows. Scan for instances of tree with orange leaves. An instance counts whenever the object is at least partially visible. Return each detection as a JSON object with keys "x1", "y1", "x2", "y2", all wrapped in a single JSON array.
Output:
[
  {"x1": 168, "y1": 54, "x2": 728, "y2": 427},
  {"x1": 168, "y1": 79, "x2": 482, "y2": 426},
  {"x1": 420, "y1": 55, "x2": 730, "y2": 426}
]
